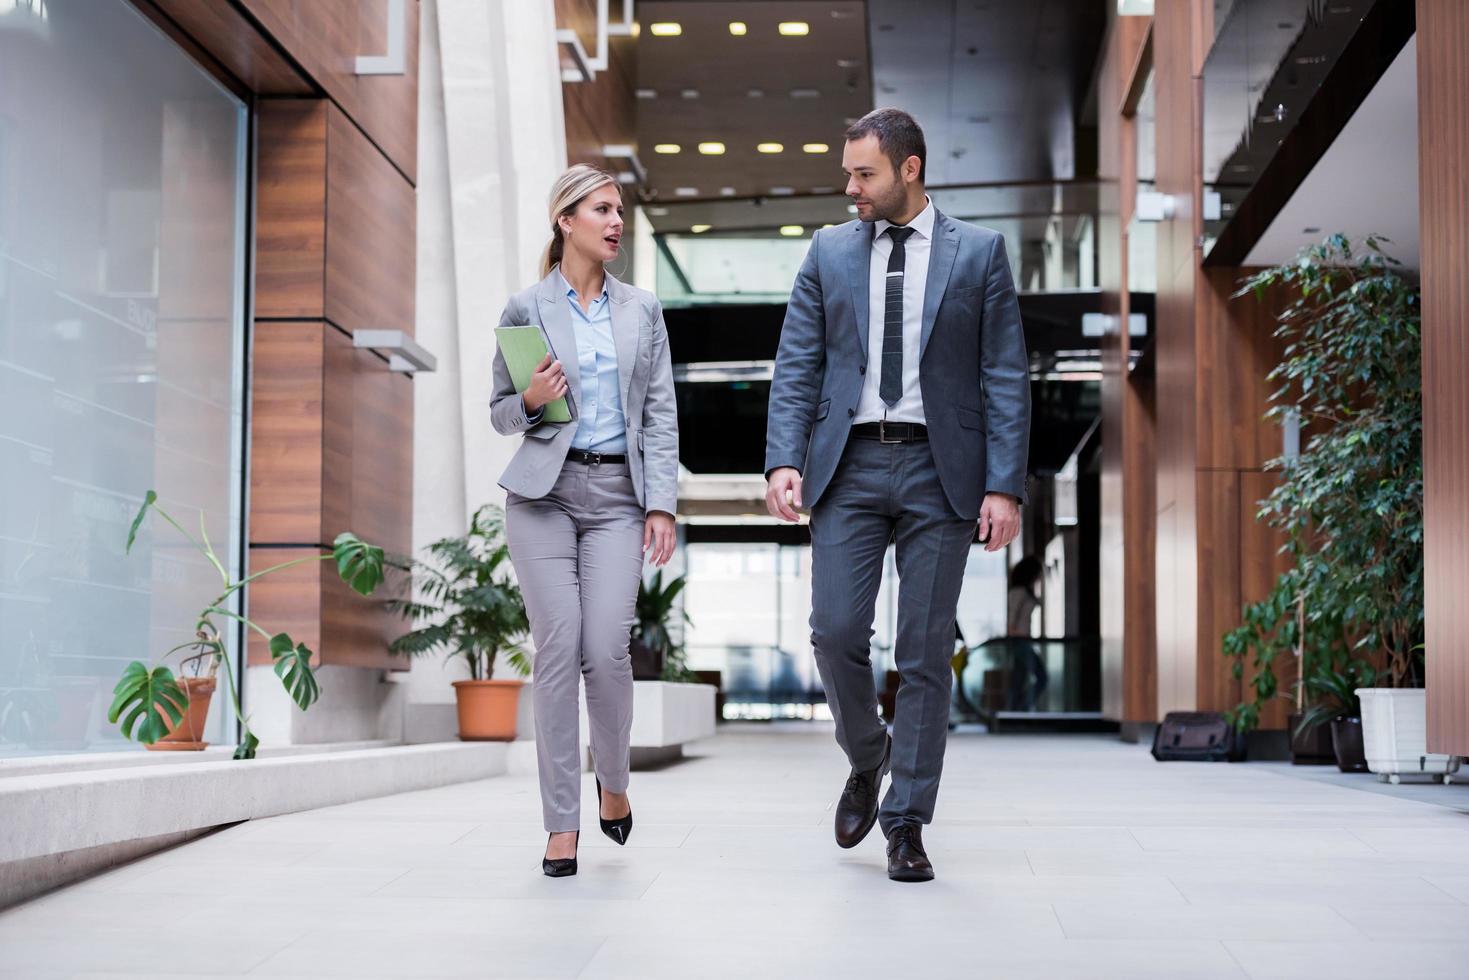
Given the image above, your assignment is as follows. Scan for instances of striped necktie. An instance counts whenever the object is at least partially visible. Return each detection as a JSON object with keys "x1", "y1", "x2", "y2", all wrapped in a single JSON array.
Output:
[{"x1": 880, "y1": 225, "x2": 916, "y2": 407}]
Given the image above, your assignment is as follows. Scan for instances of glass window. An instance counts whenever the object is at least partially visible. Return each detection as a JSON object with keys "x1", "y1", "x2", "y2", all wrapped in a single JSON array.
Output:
[{"x1": 0, "y1": 0, "x2": 248, "y2": 754}]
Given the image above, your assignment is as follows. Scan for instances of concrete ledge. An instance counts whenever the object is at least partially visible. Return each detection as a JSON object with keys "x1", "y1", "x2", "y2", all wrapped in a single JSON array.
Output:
[
  {"x1": 631, "y1": 681, "x2": 716, "y2": 748},
  {"x1": 0, "y1": 742, "x2": 508, "y2": 866}
]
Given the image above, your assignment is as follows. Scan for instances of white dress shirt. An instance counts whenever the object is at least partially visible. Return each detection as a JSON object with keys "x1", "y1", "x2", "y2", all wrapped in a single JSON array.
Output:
[{"x1": 854, "y1": 196, "x2": 935, "y2": 425}]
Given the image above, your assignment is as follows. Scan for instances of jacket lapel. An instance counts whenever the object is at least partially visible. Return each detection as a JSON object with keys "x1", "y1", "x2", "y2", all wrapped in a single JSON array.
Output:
[
  {"x1": 848, "y1": 222, "x2": 873, "y2": 359},
  {"x1": 606, "y1": 273, "x2": 638, "y2": 408},
  {"x1": 535, "y1": 271, "x2": 580, "y2": 418},
  {"x1": 920, "y1": 209, "x2": 960, "y2": 358}
]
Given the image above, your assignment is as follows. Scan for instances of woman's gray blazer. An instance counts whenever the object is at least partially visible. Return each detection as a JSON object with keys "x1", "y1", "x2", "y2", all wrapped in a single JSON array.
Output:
[{"x1": 490, "y1": 270, "x2": 679, "y2": 516}]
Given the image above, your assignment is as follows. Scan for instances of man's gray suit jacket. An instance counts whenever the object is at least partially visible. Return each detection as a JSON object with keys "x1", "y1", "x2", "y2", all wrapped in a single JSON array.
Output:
[
  {"x1": 764, "y1": 209, "x2": 1030, "y2": 521},
  {"x1": 490, "y1": 270, "x2": 679, "y2": 516}
]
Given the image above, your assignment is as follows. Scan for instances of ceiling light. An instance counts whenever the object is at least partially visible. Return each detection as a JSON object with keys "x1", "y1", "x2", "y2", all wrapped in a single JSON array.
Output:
[
  {"x1": 780, "y1": 225, "x2": 805, "y2": 236},
  {"x1": 847, "y1": 204, "x2": 859, "y2": 214},
  {"x1": 636, "y1": 89, "x2": 657, "y2": 99},
  {"x1": 729, "y1": 21, "x2": 747, "y2": 35},
  {"x1": 836, "y1": 59, "x2": 861, "y2": 68},
  {"x1": 790, "y1": 88, "x2": 821, "y2": 99},
  {"x1": 675, "y1": 187, "x2": 699, "y2": 197},
  {"x1": 691, "y1": 224, "x2": 712, "y2": 234},
  {"x1": 811, "y1": 186, "x2": 835, "y2": 194},
  {"x1": 650, "y1": 22, "x2": 682, "y2": 36},
  {"x1": 778, "y1": 22, "x2": 810, "y2": 36},
  {"x1": 803, "y1": 143, "x2": 830, "y2": 154},
  {"x1": 648, "y1": 207, "x2": 669, "y2": 216},
  {"x1": 747, "y1": 88, "x2": 765, "y2": 98},
  {"x1": 769, "y1": 187, "x2": 795, "y2": 195},
  {"x1": 720, "y1": 187, "x2": 737, "y2": 196},
  {"x1": 758, "y1": 142, "x2": 784, "y2": 154},
  {"x1": 654, "y1": 143, "x2": 681, "y2": 154},
  {"x1": 822, "y1": 223, "x2": 835, "y2": 229},
  {"x1": 681, "y1": 89, "x2": 700, "y2": 99},
  {"x1": 698, "y1": 142, "x2": 726, "y2": 155}
]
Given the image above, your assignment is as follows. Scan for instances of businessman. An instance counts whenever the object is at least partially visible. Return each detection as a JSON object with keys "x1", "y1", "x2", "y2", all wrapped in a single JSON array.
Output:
[{"x1": 764, "y1": 108, "x2": 1030, "y2": 882}]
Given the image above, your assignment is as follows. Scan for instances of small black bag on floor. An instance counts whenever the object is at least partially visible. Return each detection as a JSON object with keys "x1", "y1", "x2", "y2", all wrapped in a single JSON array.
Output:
[{"x1": 1151, "y1": 711, "x2": 1245, "y2": 762}]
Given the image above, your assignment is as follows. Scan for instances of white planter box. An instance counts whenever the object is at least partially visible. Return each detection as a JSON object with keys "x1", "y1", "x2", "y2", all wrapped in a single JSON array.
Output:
[
  {"x1": 1356, "y1": 687, "x2": 1461, "y2": 783},
  {"x1": 631, "y1": 680, "x2": 716, "y2": 748}
]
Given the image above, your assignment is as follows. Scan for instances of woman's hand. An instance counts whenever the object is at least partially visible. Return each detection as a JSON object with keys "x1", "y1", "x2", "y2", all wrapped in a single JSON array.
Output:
[
  {"x1": 523, "y1": 353, "x2": 567, "y2": 414},
  {"x1": 643, "y1": 511, "x2": 676, "y2": 567}
]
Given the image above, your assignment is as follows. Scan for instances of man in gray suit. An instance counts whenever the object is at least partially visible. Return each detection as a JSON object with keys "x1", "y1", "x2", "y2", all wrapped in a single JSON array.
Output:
[{"x1": 764, "y1": 108, "x2": 1030, "y2": 882}]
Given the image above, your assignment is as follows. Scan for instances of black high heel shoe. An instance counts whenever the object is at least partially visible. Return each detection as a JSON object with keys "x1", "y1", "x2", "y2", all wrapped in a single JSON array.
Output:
[
  {"x1": 542, "y1": 831, "x2": 579, "y2": 878},
  {"x1": 596, "y1": 777, "x2": 633, "y2": 846}
]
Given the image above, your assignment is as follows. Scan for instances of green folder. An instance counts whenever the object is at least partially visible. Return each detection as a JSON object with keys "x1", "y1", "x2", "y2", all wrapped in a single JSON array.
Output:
[{"x1": 495, "y1": 326, "x2": 572, "y2": 423}]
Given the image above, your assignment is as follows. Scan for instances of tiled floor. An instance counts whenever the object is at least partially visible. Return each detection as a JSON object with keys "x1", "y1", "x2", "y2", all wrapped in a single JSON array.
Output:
[{"x1": 5, "y1": 728, "x2": 1469, "y2": 979}]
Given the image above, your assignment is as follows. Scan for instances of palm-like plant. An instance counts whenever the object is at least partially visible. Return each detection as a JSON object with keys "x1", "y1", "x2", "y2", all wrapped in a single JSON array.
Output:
[
  {"x1": 109, "y1": 491, "x2": 385, "y2": 759},
  {"x1": 634, "y1": 570, "x2": 695, "y2": 682},
  {"x1": 387, "y1": 505, "x2": 530, "y2": 680}
]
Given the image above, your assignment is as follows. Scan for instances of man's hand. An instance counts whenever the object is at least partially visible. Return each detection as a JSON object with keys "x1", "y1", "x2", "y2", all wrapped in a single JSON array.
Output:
[
  {"x1": 523, "y1": 353, "x2": 567, "y2": 414},
  {"x1": 977, "y1": 493, "x2": 1021, "y2": 553},
  {"x1": 644, "y1": 511, "x2": 676, "y2": 567},
  {"x1": 765, "y1": 467, "x2": 803, "y2": 522}
]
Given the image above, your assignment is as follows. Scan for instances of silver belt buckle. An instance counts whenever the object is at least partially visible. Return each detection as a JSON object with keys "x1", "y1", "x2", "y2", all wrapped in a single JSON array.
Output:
[
  {"x1": 587, "y1": 451, "x2": 603, "y2": 465},
  {"x1": 879, "y1": 420, "x2": 902, "y2": 444}
]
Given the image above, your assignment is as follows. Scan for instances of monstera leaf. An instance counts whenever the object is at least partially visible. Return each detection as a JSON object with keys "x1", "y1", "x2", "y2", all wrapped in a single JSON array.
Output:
[
  {"x1": 234, "y1": 730, "x2": 260, "y2": 761},
  {"x1": 269, "y1": 633, "x2": 320, "y2": 710},
  {"x1": 108, "y1": 661, "x2": 187, "y2": 744},
  {"x1": 334, "y1": 532, "x2": 385, "y2": 596}
]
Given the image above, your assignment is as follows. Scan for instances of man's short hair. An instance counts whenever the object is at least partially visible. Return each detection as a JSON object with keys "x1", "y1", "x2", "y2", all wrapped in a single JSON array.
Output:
[{"x1": 844, "y1": 108, "x2": 927, "y2": 183}]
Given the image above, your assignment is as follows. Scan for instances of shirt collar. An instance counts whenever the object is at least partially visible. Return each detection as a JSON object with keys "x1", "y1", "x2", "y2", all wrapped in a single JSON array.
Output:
[
  {"x1": 875, "y1": 195, "x2": 935, "y2": 242},
  {"x1": 556, "y1": 266, "x2": 609, "y2": 304}
]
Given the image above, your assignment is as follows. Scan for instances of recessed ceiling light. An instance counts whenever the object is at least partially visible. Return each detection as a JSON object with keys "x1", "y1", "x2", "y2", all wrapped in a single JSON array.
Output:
[
  {"x1": 790, "y1": 88, "x2": 821, "y2": 99},
  {"x1": 780, "y1": 225, "x2": 805, "y2": 236},
  {"x1": 758, "y1": 143, "x2": 784, "y2": 154},
  {"x1": 848, "y1": 204, "x2": 859, "y2": 214},
  {"x1": 654, "y1": 144, "x2": 682, "y2": 154},
  {"x1": 636, "y1": 89, "x2": 657, "y2": 99},
  {"x1": 650, "y1": 22, "x2": 682, "y2": 36},
  {"x1": 698, "y1": 142, "x2": 726, "y2": 155},
  {"x1": 836, "y1": 59, "x2": 861, "y2": 69},
  {"x1": 747, "y1": 88, "x2": 765, "y2": 98},
  {"x1": 720, "y1": 187, "x2": 737, "y2": 196},
  {"x1": 675, "y1": 187, "x2": 700, "y2": 197},
  {"x1": 778, "y1": 22, "x2": 810, "y2": 36},
  {"x1": 681, "y1": 89, "x2": 700, "y2": 99},
  {"x1": 803, "y1": 143, "x2": 830, "y2": 154},
  {"x1": 769, "y1": 187, "x2": 795, "y2": 196},
  {"x1": 691, "y1": 224, "x2": 712, "y2": 233},
  {"x1": 729, "y1": 21, "x2": 747, "y2": 36},
  {"x1": 648, "y1": 207, "x2": 669, "y2": 216},
  {"x1": 822, "y1": 223, "x2": 835, "y2": 228},
  {"x1": 811, "y1": 186, "x2": 836, "y2": 194}
]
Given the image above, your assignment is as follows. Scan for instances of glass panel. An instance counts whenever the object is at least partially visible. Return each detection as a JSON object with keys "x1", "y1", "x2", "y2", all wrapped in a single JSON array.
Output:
[
  {"x1": 684, "y1": 541, "x2": 1008, "y2": 720},
  {"x1": 651, "y1": 180, "x2": 1101, "y2": 306},
  {"x1": 0, "y1": 0, "x2": 248, "y2": 755}
]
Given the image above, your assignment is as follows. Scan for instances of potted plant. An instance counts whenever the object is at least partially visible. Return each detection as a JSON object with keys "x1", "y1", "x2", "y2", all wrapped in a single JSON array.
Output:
[
  {"x1": 1296, "y1": 659, "x2": 1376, "y2": 773},
  {"x1": 631, "y1": 570, "x2": 696, "y2": 682},
  {"x1": 107, "y1": 491, "x2": 386, "y2": 759},
  {"x1": 1225, "y1": 236, "x2": 1441, "y2": 782},
  {"x1": 388, "y1": 505, "x2": 530, "y2": 741}
]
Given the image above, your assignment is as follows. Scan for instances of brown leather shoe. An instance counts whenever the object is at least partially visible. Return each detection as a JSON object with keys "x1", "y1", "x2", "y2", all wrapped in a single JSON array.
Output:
[
  {"x1": 834, "y1": 734, "x2": 891, "y2": 848},
  {"x1": 886, "y1": 824, "x2": 934, "y2": 882}
]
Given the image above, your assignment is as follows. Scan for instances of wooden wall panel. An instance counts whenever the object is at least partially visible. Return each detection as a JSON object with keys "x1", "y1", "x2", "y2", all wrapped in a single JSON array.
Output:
[
  {"x1": 1195, "y1": 470, "x2": 1240, "y2": 714},
  {"x1": 140, "y1": 0, "x2": 311, "y2": 94},
  {"x1": 1419, "y1": 0, "x2": 1469, "y2": 756},
  {"x1": 255, "y1": 101, "x2": 328, "y2": 318},
  {"x1": 556, "y1": 0, "x2": 637, "y2": 173},
  {"x1": 246, "y1": 548, "x2": 321, "y2": 665},
  {"x1": 1197, "y1": 267, "x2": 1289, "y2": 471},
  {"x1": 324, "y1": 105, "x2": 417, "y2": 336},
  {"x1": 249, "y1": 322, "x2": 325, "y2": 544},
  {"x1": 238, "y1": 0, "x2": 420, "y2": 181}
]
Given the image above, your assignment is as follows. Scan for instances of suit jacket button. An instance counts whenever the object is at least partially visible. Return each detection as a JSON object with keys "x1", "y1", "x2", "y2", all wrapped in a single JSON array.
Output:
[
  {"x1": 859, "y1": 365, "x2": 866, "y2": 375},
  {"x1": 847, "y1": 408, "x2": 855, "y2": 418}
]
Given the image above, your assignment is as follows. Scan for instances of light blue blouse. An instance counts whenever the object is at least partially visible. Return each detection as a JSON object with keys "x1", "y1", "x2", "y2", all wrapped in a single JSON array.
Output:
[{"x1": 561, "y1": 271, "x2": 627, "y2": 454}]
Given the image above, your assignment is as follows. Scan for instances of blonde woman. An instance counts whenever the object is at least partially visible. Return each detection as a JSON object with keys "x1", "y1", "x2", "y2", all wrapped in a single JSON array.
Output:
[{"x1": 490, "y1": 165, "x2": 679, "y2": 877}]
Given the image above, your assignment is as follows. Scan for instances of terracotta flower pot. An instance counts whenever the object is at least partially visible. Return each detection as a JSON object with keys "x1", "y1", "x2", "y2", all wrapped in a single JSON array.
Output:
[
  {"x1": 147, "y1": 675, "x2": 216, "y2": 751},
  {"x1": 452, "y1": 679, "x2": 523, "y2": 741}
]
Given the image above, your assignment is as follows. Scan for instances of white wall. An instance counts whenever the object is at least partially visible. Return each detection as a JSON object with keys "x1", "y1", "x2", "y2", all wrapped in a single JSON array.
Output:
[{"x1": 394, "y1": 0, "x2": 570, "y2": 728}]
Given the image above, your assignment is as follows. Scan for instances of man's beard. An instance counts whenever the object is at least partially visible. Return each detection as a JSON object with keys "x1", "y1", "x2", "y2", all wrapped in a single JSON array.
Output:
[{"x1": 862, "y1": 180, "x2": 910, "y2": 223}]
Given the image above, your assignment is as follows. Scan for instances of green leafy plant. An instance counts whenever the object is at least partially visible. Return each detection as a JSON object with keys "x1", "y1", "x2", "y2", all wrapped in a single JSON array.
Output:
[
  {"x1": 634, "y1": 571, "x2": 696, "y2": 682},
  {"x1": 1224, "y1": 235, "x2": 1423, "y2": 733},
  {"x1": 109, "y1": 491, "x2": 386, "y2": 758},
  {"x1": 1294, "y1": 658, "x2": 1377, "y2": 739},
  {"x1": 387, "y1": 505, "x2": 530, "y2": 680}
]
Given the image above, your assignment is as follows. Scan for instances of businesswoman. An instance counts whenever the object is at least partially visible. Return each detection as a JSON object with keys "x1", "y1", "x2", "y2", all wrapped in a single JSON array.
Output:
[{"x1": 490, "y1": 165, "x2": 679, "y2": 878}]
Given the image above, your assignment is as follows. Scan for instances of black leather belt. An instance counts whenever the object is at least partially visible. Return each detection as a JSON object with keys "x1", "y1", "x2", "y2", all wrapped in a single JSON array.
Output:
[
  {"x1": 851, "y1": 421, "x2": 928, "y2": 443},
  {"x1": 566, "y1": 449, "x2": 627, "y2": 465}
]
